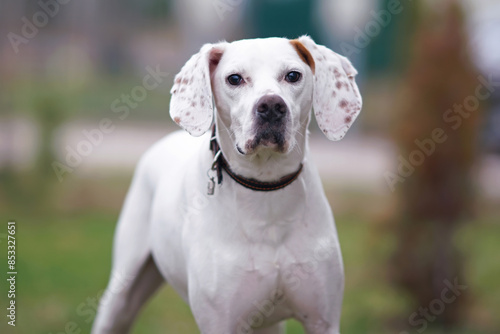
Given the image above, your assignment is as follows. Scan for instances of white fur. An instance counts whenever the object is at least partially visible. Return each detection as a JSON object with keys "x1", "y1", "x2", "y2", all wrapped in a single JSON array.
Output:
[{"x1": 92, "y1": 36, "x2": 362, "y2": 334}]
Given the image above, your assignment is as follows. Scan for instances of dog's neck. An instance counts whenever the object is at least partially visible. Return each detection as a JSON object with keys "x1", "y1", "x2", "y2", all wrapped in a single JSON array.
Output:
[{"x1": 215, "y1": 116, "x2": 308, "y2": 183}]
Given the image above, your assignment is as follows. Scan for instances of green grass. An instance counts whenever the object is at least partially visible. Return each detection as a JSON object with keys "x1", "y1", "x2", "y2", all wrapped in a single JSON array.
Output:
[{"x1": 0, "y1": 209, "x2": 498, "y2": 334}]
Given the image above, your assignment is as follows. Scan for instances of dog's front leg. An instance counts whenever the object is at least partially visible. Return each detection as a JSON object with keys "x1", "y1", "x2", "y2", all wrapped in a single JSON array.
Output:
[
  {"x1": 285, "y1": 252, "x2": 344, "y2": 334},
  {"x1": 294, "y1": 271, "x2": 344, "y2": 334}
]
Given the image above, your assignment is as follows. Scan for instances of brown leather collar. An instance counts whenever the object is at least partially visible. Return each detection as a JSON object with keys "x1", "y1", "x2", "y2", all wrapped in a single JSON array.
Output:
[{"x1": 209, "y1": 126, "x2": 303, "y2": 192}]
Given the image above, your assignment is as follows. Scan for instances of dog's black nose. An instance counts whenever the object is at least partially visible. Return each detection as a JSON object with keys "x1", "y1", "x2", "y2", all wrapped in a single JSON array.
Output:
[{"x1": 255, "y1": 95, "x2": 287, "y2": 122}]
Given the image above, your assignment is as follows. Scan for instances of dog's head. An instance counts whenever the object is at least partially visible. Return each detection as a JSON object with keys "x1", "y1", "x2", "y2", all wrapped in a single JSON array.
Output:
[{"x1": 170, "y1": 36, "x2": 362, "y2": 155}]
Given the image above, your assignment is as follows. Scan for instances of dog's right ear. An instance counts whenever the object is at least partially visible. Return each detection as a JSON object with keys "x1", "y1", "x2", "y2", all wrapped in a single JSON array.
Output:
[{"x1": 170, "y1": 42, "x2": 227, "y2": 136}]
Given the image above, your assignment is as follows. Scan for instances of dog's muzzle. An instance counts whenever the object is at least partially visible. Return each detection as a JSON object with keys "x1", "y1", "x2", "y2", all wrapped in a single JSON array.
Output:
[{"x1": 246, "y1": 95, "x2": 288, "y2": 153}]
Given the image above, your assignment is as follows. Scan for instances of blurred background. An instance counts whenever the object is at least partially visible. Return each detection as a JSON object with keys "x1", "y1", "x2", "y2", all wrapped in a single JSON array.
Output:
[{"x1": 0, "y1": 0, "x2": 499, "y2": 333}]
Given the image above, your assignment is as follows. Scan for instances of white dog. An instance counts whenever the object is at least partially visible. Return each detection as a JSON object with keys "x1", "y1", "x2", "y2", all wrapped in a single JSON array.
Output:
[{"x1": 92, "y1": 36, "x2": 362, "y2": 334}]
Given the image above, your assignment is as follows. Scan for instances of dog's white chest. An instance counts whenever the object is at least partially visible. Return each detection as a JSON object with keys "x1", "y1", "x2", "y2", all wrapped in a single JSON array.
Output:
[{"x1": 149, "y1": 158, "x2": 342, "y2": 328}]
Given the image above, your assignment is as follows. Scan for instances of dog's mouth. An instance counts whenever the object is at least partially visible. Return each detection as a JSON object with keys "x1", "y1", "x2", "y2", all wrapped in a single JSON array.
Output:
[
  {"x1": 237, "y1": 127, "x2": 288, "y2": 155},
  {"x1": 234, "y1": 94, "x2": 292, "y2": 155}
]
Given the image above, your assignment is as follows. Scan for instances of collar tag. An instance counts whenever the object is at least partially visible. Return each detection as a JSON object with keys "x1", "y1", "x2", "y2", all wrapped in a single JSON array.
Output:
[{"x1": 207, "y1": 174, "x2": 216, "y2": 195}]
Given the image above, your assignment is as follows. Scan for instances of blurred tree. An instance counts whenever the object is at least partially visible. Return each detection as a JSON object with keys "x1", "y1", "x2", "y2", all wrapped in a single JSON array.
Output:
[
  {"x1": 390, "y1": 0, "x2": 481, "y2": 330},
  {"x1": 34, "y1": 95, "x2": 65, "y2": 202},
  {"x1": 0, "y1": 93, "x2": 64, "y2": 213}
]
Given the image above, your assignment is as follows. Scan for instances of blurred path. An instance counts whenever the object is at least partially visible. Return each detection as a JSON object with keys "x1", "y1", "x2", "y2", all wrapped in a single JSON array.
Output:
[{"x1": 1, "y1": 119, "x2": 500, "y2": 199}]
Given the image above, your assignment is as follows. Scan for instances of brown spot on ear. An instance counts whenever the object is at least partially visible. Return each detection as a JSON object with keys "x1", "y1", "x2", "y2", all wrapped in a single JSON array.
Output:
[
  {"x1": 290, "y1": 40, "x2": 315, "y2": 74},
  {"x1": 182, "y1": 78, "x2": 189, "y2": 84},
  {"x1": 336, "y1": 82, "x2": 342, "y2": 89},
  {"x1": 191, "y1": 102, "x2": 196, "y2": 107},
  {"x1": 175, "y1": 77, "x2": 181, "y2": 84},
  {"x1": 174, "y1": 117, "x2": 181, "y2": 124},
  {"x1": 339, "y1": 99, "x2": 348, "y2": 109},
  {"x1": 333, "y1": 68, "x2": 341, "y2": 79},
  {"x1": 345, "y1": 116, "x2": 352, "y2": 123}
]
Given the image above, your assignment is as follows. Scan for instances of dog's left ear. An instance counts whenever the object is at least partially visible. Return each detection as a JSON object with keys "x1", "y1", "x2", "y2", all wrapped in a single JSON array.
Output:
[
  {"x1": 170, "y1": 42, "x2": 227, "y2": 136},
  {"x1": 296, "y1": 36, "x2": 362, "y2": 141}
]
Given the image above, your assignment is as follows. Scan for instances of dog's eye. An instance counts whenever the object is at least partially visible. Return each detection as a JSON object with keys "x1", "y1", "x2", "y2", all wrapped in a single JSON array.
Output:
[
  {"x1": 285, "y1": 71, "x2": 301, "y2": 83},
  {"x1": 227, "y1": 74, "x2": 243, "y2": 86}
]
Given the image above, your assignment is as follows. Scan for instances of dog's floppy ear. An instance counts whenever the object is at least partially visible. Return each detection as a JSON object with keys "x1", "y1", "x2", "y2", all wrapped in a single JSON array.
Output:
[
  {"x1": 297, "y1": 36, "x2": 362, "y2": 141},
  {"x1": 170, "y1": 42, "x2": 227, "y2": 136}
]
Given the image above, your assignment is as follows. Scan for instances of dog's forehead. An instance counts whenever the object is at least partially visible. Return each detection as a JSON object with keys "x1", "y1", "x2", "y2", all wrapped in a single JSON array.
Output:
[{"x1": 221, "y1": 38, "x2": 301, "y2": 68}]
